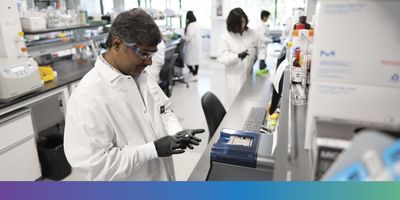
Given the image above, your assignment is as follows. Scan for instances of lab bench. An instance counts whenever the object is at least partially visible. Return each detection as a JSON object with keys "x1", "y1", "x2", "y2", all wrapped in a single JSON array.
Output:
[
  {"x1": 188, "y1": 65, "x2": 271, "y2": 181},
  {"x1": 188, "y1": 67, "x2": 314, "y2": 181},
  {"x1": 0, "y1": 59, "x2": 93, "y2": 180},
  {"x1": 272, "y1": 69, "x2": 313, "y2": 180}
]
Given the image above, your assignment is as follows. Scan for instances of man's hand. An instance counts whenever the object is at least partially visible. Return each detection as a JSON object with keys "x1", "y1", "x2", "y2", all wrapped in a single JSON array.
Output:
[
  {"x1": 174, "y1": 129, "x2": 204, "y2": 149},
  {"x1": 154, "y1": 129, "x2": 205, "y2": 157}
]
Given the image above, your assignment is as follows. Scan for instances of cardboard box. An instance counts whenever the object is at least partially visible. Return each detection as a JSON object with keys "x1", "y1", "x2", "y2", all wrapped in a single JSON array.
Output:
[{"x1": 305, "y1": 1, "x2": 400, "y2": 149}]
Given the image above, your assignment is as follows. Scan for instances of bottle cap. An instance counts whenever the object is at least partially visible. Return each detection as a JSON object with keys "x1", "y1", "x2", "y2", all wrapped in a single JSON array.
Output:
[
  {"x1": 295, "y1": 24, "x2": 305, "y2": 30},
  {"x1": 292, "y1": 30, "x2": 299, "y2": 37},
  {"x1": 287, "y1": 41, "x2": 292, "y2": 48}
]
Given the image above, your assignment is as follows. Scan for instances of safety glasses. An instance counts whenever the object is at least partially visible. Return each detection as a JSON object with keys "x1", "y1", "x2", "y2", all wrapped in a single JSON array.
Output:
[{"x1": 124, "y1": 42, "x2": 155, "y2": 60}]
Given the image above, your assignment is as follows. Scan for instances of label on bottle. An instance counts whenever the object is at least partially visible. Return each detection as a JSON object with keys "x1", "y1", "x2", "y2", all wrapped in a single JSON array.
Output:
[{"x1": 291, "y1": 67, "x2": 303, "y2": 84}]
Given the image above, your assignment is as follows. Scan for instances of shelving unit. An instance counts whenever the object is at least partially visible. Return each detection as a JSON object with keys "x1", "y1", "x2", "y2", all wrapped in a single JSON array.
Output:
[
  {"x1": 25, "y1": 23, "x2": 109, "y2": 58},
  {"x1": 23, "y1": 23, "x2": 109, "y2": 35}
]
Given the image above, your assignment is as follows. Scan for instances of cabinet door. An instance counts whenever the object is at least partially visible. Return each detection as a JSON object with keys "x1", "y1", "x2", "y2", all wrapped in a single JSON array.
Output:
[{"x1": 0, "y1": 109, "x2": 41, "y2": 180}]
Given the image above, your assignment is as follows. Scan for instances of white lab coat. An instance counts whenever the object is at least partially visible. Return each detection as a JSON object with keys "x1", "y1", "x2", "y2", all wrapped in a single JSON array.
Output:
[
  {"x1": 217, "y1": 28, "x2": 266, "y2": 73},
  {"x1": 182, "y1": 21, "x2": 201, "y2": 66},
  {"x1": 64, "y1": 55, "x2": 182, "y2": 181},
  {"x1": 256, "y1": 21, "x2": 273, "y2": 46},
  {"x1": 147, "y1": 41, "x2": 166, "y2": 83}
]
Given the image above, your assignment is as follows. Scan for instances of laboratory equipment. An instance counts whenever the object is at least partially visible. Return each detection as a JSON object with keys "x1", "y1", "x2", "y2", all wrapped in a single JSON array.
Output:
[
  {"x1": 207, "y1": 129, "x2": 274, "y2": 180},
  {"x1": 0, "y1": 58, "x2": 43, "y2": 102},
  {"x1": 20, "y1": 17, "x2": 46, "y2": 31}
]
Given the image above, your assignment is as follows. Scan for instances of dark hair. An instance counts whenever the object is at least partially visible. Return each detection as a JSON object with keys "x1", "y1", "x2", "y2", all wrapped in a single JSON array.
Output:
[
  {"x1": 105, "y1": 8, "x2": 161, "y2": 48},
  {"x1": 261, "y1": 10, "x2": 270, "y2": 19},
  {"x1": 185, "y1": 11, "x2": 197, "y2": 34},
  {"x1": 226, "y1": 8, "x2": 248, "y2": 33}
]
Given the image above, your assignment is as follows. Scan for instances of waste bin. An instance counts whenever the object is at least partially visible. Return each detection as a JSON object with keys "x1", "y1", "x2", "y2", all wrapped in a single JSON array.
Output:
[{"x1": 37, "y1": 133, "x2": 71, "y2": 180}]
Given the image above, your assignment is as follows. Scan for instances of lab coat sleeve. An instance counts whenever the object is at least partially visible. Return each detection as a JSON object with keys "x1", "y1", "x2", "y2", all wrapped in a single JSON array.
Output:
[
  {"x1": 182, "y1": 23, "x2": 195, "y2": 42},
  {"x1": 64, "y1": 102, "x2": 158, "y2": 180},
  {"x1": 261, "y1": 33, "x2": 273, "y2": 45},
  {"x1": 158, "y1": 87, "x2": 183, "y2": 135},
  {"x1": 257, "y1": 24, "x2": 273, "y2": 45},
  {"x1": 217, "y1": 35, "x2": 240, "y2": 66}
]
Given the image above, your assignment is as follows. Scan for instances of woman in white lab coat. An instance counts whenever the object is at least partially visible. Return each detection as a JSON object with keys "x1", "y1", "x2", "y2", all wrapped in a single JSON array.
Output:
[
  {"x1": 218, "y1": 8, "x2": 266, "y2": 74},
  {"x1": 182, "y1": 11, "x2": 201, "y2": 78},
  {"x1": 64, "y1": 9, "x2": 204, "y2": 181}
]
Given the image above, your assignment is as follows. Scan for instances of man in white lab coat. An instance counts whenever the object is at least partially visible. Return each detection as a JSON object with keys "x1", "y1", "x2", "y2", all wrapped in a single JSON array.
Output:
[
  {"x1": 218, "y1": 8, "x2": 266, "y2": 74},
  {"x1": 256, "y1": 10, "x2": 273, "y2": 59},
  {"x1": 64, "y1": 8, "x2": 204, "y2": 181}
]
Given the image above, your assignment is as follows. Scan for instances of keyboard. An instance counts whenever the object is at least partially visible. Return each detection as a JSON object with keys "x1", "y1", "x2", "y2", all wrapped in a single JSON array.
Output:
[{"x1": 243, "y1": 107, "x2": 267, "y2": 132}]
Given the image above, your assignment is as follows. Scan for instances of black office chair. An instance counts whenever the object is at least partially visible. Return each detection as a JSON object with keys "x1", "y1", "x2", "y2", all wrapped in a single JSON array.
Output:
[
  {"x1": 201, "y1": 92, "x2": 226, "y2": 142},
  {"x1": 173, "y1": 40, "x2": 189, "y2": 88},
  {"x1": 269, "y1": 46, "x2": 286, "y2": 115},
  {"x1": 159, "y1": 53, "x2": 178, "y2": 97}
]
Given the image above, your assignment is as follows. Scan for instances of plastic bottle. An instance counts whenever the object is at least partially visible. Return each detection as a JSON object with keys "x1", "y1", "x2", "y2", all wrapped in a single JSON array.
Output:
[
  {"x1": 16, "y1": 32, "x2": 28, "y2": 58},
  {"x1": 266, "y1": 111, "x2": 280, "y2": 133},
  {"x1": 291, "y1": 49, "x2": 302, "y2": 84}
]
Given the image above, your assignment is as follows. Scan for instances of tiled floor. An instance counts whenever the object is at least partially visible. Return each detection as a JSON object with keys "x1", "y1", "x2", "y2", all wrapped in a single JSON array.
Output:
[{"x1": 63, "y1": 43, "x2": 281, "y2": 181}]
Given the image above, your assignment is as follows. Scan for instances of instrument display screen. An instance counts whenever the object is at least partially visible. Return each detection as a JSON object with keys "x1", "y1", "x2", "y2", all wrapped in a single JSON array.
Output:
[{"x1": 10, "y1": 65, "x2": 25, "y2": 73}]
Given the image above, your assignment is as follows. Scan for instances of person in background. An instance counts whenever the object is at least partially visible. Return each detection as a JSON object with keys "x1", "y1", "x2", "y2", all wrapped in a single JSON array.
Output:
[
  {"x1": 147, "y1": 40, "x2": 166, "y2": 83},
  {"x1": 182, "y1": 11, "x2": 201, "y2": 81},
  {"x1": 64, "y1": 8, "x2": 204, "y2": 181},
  {"x1": 257, "y1": 10, "x2": 273, "y2": 46},
  {"x1": 218, "y1": 8, "x2": 266, "y2": 72}
]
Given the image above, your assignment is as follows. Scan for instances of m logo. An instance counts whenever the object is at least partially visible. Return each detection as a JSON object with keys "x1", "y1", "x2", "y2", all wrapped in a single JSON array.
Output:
[{"x1": 320, "y1": 50, "x2": 335, "y2": 57}]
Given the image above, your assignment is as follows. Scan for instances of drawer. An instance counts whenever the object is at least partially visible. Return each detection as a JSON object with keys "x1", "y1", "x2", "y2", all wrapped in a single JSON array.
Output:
[
  {"x1": 0, "y1": 137, "x2": 41, "y2": 180},
  {"x1": 0, "y1": 109, "x2": 35, "y2": 151}
]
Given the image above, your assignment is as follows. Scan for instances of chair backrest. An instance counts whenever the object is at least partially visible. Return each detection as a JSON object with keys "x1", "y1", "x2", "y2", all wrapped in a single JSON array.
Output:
[
  {"x1": 159, "y1": 53, "x2": 178, "y2": 82},
  {"x1": 165, "y1": 45, "x2": 177, "y2": 60},
  {"x1": 175, "y1": 39, "x2": 185, "y2": 55},
  {"x1": 269, "y1": 46, "x2": 287, "y2": 115},
  {"x1": 201, "y1": 92, "x2": 226, "y2": 142},
  {"x1": 174, "y1": 40, "x2": 185, "y2": 68}
]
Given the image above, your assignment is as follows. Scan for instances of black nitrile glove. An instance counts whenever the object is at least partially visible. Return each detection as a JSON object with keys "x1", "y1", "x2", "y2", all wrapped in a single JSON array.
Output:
[
  {"x1": 259, "y1": 60, "x2": 267, "y2": 70},
  {"x1": 154, "y1": 129, "x2": 205, "y2": 157},
  {"x1": 174, "y1": 129, "x2": 204, "y2": 149},
  {"x1": 238, "y1": 50, "x2": 249, "y2": 60}
]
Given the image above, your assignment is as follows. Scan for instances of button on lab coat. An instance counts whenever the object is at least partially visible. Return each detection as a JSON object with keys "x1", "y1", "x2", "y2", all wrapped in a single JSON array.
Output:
[
  {"x1": 64, "y1": 56, "x2": 182, "y2": 180},
  {"x1": 183, "y1": 21, "x2": 201, "y2": 66}
]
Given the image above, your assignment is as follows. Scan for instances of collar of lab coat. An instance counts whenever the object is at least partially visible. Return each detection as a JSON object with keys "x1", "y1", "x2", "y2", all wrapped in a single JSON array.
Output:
[
  {"x1": 95, "y1": 55, "x2": 125, "y2": 84},
  {"x1": 95, "y1": 55, "x2": 149, "y2": 89}
]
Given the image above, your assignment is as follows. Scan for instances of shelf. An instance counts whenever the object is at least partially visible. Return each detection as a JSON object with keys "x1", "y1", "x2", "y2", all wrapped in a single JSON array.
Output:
[
  {"x1": 27, "y1": 32, "x2": 108, "y2": 57},
  {"x1": 28, "y1": 41, "x2": 88, "y2": 57},
  {"x1": 24, "y1": 23, "x2": 110, "y2": 35},
  {"x1": 26, "y1": 37, "x2": 73, "y2": 47}
]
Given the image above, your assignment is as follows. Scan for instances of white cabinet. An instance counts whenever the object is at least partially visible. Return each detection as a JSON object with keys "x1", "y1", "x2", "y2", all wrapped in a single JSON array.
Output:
[{"x1": 0, "y1": 108, "x2": 41, "y2": 180}]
